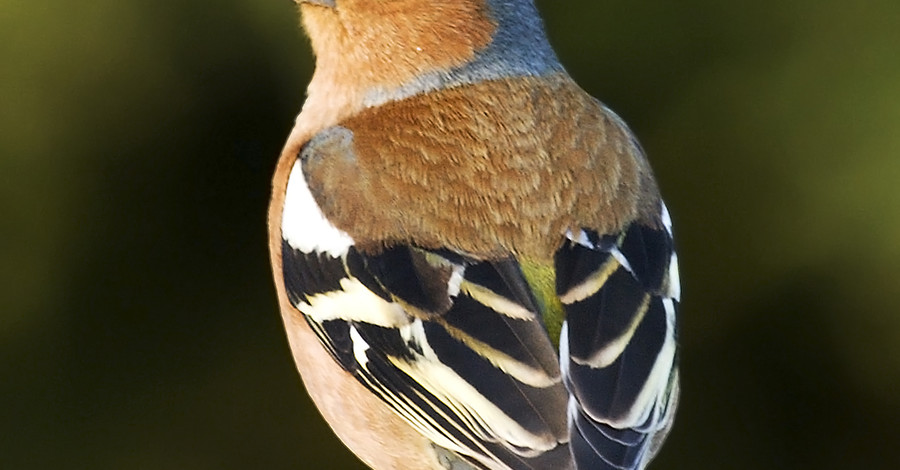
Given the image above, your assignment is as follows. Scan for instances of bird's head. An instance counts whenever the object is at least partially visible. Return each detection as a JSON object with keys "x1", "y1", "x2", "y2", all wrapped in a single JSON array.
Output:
[
  {"x1": 294, "y1": 0, "x2": 497, "y2": 91},
  {"x1": 288, "y1": 0, "x2": 560, "y2": 144}
]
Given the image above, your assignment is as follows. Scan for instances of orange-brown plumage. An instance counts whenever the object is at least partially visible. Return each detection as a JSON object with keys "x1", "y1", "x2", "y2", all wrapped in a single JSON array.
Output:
[
  {"x1": 303, "y1": 74, "x2": 660, "y2": 260},
  {"x1": 269, "y1": 1, "x2": 679, "y2": 469},
  {"x1": 291, "y1": 1, "x2": 495, "y2": 149}
]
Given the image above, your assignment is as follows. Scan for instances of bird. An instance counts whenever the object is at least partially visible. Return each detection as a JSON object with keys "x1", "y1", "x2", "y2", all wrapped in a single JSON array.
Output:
[{"x1": 267, "y1": 1, "x2": 680, "y2": 469}]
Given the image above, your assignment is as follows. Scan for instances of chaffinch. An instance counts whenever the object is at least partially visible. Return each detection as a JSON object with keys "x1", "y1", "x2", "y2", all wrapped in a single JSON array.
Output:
[{"x1": 267, "y1": 1, "x2": 680, "y2": 469}]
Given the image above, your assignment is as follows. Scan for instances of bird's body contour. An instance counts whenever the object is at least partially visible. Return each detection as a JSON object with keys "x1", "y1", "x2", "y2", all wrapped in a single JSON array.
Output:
[{"x1": 269, "y1": 1, "x2": 680, "y2": 469}]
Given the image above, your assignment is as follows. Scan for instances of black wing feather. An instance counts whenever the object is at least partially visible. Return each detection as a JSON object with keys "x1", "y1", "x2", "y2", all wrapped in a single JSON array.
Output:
[
  {"x1": 556, "y1": 218, "x2": 679, "y2": 470},
  {"x1": 282, "y1": 239, "x2": 573, "y2": 469}
]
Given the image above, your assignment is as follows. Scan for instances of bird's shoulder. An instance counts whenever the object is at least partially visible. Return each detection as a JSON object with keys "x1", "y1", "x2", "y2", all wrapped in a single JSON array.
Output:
[{"x1": 297, "y1": 73, "x2": 661, "y2": 258}]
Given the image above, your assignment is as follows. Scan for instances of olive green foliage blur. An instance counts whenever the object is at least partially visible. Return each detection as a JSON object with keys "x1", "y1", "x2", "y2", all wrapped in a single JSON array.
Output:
[{"x1": 2, "y1": 1, "x2": 899, "y2": 468}]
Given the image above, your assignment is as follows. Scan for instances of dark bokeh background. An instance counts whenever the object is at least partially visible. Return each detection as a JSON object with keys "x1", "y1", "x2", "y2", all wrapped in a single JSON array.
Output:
[{"x1": 3, "y1": 1, "x2": 899, "y2": 468}]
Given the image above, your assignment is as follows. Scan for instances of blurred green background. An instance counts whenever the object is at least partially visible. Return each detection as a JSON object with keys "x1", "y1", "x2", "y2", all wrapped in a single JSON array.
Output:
[{"x1": 3, "y1": 0, "x2": 899, "y2": 468}]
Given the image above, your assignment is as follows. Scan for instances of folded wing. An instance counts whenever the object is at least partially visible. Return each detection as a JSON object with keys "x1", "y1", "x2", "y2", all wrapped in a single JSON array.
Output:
[{"x1": 556, "y1": 209, "x2": 680, "y2": 470}]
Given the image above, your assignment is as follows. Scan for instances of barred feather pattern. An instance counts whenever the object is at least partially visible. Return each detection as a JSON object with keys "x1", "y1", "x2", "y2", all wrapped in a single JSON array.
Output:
[
  {"x1": 280, "y1": 161, "x2": 679, "y2": 469},
  {"x1": 282, "y1": 239, "x2": 573, "y2": 470},
  {"x1": 557, "y1": 219, "x2": 680, "y2": 470}
]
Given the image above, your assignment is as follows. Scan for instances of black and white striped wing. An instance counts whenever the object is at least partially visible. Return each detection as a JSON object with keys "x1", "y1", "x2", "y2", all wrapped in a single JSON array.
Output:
[
  {"x1": 279, "y1": 159, "x2": 573, "y2": 470},
  {"x1": 280, "y1": 153, "x2": 679, "y2": 469},
  {"x1": 556, "y1": 206, "x2": 680, "y2": 470}
]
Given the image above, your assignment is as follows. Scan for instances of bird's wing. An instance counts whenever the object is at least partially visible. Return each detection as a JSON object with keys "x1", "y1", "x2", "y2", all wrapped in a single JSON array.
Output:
[
  {"x1": 282, "y1": 238, "x2": 577, "y2": 469},
  {"x1": 278, "y1": 124, "x2": 576, "y2": 468},
  {"x1": 281, "y1": 215, "x2": 680, "y2": 470},
  {"x1": 556, "y1": 210, "x2": 680, "y2": 469},
  {"x1": 279, "y1": 115, "x2": 678, "y2": 470}
]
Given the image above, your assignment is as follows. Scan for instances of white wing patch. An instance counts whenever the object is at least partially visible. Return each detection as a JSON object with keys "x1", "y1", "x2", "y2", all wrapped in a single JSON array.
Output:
[
  {"x1": 349, "y1": 325, "x2": 371, "y2": 366},
  {"x1": 564, "y1": 229, "x2": 593, "y2": 249},
  {"x1": 459, "y1": 282, "x2": 535, "y2": 320},
  {"x1": 281, "y1": 159, "x2": 354, "y2": 257},
  {"x1": 298, "y1": 277, "x2": 410, "y2": 328},
  {"x1": 661, "y1": 202, "x2": 681, "y2": 301},
  {"x1": 609, "y1": 247, "x2": 635, "y2": 275},
  {"x1": 558, "y1": 256, "x2": 620, "y2": 305},
  {"x1": 660, "y1": 202, "x2": 674, "y2": 236},
  {"x1": 666, "y1": 253, "x2": 681, "y2": 301}
]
